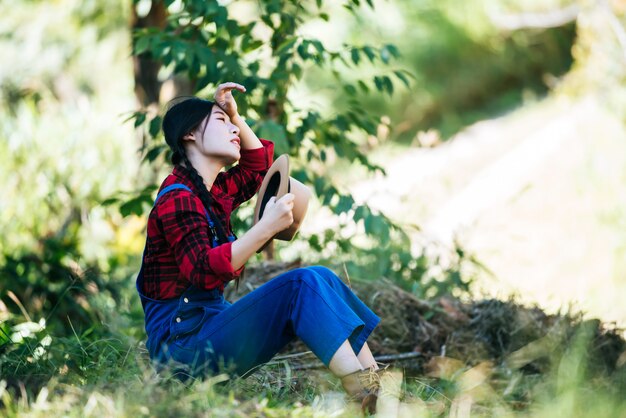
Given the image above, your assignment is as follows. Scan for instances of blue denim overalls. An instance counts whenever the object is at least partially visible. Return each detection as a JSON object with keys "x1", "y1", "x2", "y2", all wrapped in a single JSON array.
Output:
[{"x1": 137, "y1": 184, "x2": 381, "y2": 378}]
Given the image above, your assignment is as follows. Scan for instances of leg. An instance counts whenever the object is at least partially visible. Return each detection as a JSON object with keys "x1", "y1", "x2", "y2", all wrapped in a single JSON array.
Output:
[
  {"x1": 329, "y1": 339, "x2": 363, "y2": 377},
  {"x1": 303, "y1": 266, "x2": 381, "y2": 356},
  {"x1": 170, "y1": 267, "x2": 379, "y2": 377},
  {"x1": 357, "y1": 342, "x2": 378, "y2": 370},
  {"x1": 304, "y1": 267, "x2": 380, "y2": 368}
]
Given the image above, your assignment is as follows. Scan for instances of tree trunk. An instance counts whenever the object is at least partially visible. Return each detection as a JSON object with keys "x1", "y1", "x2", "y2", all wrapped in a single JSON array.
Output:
[{"x1": 131, "y1": 1, "x2": 167, "y2": 108}]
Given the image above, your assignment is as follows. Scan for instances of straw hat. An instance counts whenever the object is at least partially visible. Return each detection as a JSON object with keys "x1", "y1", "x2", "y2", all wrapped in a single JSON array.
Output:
[{"x1": 253, "y1": 154, "x2": 312, "y2": 252}]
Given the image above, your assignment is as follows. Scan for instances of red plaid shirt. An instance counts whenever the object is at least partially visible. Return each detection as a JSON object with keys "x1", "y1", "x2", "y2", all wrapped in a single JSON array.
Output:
[{"x1": 141, "y1": 139, "x2": 274, "y2": 299}]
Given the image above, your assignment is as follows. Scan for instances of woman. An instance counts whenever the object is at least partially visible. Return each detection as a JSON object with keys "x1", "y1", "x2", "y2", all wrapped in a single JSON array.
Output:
[{"x1": 137, "y1": 82, "x2": 386, "y2": 412}]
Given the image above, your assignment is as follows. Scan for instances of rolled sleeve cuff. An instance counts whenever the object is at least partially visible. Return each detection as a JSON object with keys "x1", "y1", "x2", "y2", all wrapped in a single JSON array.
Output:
[
  {"x1": 238, "y1": 138, "x2": 274, "y2": 171},
  {"x1": 209, "y1": 241, "x2": 244, "y2": 282}
]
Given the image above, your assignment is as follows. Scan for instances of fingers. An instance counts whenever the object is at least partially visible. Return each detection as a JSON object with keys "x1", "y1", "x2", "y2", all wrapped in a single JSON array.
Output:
[
  {"x1": 277, "y1": 193, "x2": 295, "y2": 204},
  {"x1": 266, "y1": 194, "x2": 294, "y2": 211},
  {"x1": 217, "y1": 82, "x2": 246, "y2": 93}
]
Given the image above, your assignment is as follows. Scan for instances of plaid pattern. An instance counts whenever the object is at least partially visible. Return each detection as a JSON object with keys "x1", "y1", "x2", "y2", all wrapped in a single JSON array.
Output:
[{"x1": 142, "y1": 139, "x2": 274, "y2": 299}]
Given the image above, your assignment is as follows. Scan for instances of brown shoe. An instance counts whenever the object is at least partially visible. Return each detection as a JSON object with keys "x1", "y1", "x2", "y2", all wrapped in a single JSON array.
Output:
[{"x1": 340, "y1": 363, "x2": 392, "y2": 415}]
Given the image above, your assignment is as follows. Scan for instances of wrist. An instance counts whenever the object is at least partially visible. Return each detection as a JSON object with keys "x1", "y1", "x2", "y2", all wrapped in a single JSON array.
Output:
[
  {"x1": 256, "y1": 218, "x2": 278, "y2": 239},
  {"x1": 231, "y1": 113, "x2": 244, "y2": 126}
]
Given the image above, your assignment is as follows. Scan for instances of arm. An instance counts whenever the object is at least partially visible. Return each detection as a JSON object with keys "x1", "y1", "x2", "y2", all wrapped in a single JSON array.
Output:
[
  {"x1": 231, "y1": 193, "x2": 295, "y2": 270},
  {"x1": 213, "y1": 81, "x2": 260, "y2": 151},
  {"x1": 161, "y1": 190, "x2": 292, "y2": 283},
  {"x1": 230, "y1": 219, "x2": 275, "y2": 270},
  {"x1": 232, "y1": 113, "x2": 262, "y2": 151},
  {"x1": 213, "y1": 82, "x2": 276, "y2": 208},
  {"x1": 217, "y1": 138, "x2": 274, "y2": 209}
]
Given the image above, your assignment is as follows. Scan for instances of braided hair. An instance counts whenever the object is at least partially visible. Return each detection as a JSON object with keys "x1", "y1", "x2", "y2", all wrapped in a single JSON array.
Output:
[{"x1": 162, "y1": 97, "x2": 229, "y2": 245}]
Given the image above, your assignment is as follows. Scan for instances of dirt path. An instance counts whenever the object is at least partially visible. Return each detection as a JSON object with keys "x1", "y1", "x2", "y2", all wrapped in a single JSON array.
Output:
[{"x1": 348, "y1": 94, "x2": 626, "y2": 326}]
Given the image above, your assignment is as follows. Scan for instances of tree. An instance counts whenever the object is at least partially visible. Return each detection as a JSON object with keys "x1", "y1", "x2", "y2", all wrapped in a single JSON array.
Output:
[{"x1": 127, "y1": 0, "x2": 417, "y2": 274}]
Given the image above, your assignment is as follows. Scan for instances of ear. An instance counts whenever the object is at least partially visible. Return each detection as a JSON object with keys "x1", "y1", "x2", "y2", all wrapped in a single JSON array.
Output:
[{"x1": 182, "y1": 131, "x2": 196, "y2": 142}]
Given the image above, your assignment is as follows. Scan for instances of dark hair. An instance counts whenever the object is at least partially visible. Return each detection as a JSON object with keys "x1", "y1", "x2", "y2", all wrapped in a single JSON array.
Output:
[{"x1": 162, "y1": 97, "x2": 229, "y2": 244}]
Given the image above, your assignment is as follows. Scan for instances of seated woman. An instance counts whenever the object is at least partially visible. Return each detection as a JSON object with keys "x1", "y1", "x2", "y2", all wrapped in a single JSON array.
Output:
[{"x1": 136, "y1": 82, "x2": 385, "y2": 413}]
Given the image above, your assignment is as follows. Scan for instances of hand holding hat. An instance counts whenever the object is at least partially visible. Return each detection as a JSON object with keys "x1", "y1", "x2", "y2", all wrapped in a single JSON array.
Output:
[
  {"x1": 260, "y1": 193, "x2": 295, "y2": 235},
  {"x1": 253, "y1": 155, "x2": 312, "y2": 253}
]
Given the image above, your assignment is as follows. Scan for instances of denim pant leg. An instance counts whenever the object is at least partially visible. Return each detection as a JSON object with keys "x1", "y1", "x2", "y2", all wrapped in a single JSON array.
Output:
[
  {"x1": 303, "y1": 265, "x2": 381, "y2": 355},
  {"x1": 173, "y1": 267, "x2": 378, "y2": 376}
]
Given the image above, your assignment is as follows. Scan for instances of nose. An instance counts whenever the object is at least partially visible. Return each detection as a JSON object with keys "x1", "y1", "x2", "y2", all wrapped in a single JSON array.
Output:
[{"x1": 230, "y1": 122, "x2": 240, "y2": 135}]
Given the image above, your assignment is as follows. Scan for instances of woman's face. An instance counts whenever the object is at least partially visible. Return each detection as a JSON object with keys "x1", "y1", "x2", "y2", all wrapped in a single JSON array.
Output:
[{"x1": 189, "y1": 106, "x2": 241, "y2": 165}]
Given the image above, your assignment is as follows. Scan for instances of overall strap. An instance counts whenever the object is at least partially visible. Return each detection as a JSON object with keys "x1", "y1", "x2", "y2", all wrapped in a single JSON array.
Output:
[
  {"x1": 154, "y1": 183, "x2": 193, "y2": 206},
  {"x1": 154, "y1": 183, "x2": 209, "y2": 221}
]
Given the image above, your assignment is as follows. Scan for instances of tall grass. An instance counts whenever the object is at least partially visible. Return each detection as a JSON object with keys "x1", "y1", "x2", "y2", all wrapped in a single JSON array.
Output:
[{"x1": 2, "y1": 285, "x2": 626, "y2": 417}]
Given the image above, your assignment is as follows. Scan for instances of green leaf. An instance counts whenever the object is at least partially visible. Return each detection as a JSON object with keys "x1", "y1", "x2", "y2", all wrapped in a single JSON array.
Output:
[
  {"x1": 134, "y1": 112, "x2": 146, "y2": 128},
  {"x1": 297, "y1": 42, "x2": 310, "y2": 60},
  {"x1": 120, "y1": 197, "x2": 146, "y2": 217},
  {"x1": 292, "y1": 63, "x2": 302, "y2": 80},
  {"x1": 334, "y1": 194, "x2": 354, "y2": 214},
  {"x1": 214, "y1": 7, "x2": 228, "y2": 28},
  {"x1": 134, "y1": 34, "x2": 150, "y2": 56},
  {"x1": 383, "y1": 75, "x2": 393, "y2": 95},
  {"x1": 309, "y1": 234, "x2": 322, "y2": 251},
  {"x1": 261, "y1": 14, "x2": 273, "y2": 28},
  {"x1": 342, "y1": 84, "x2": 357, "y2": 96},
  {"x1": 276, "y1": 36, "x2": 298, "y2": 55},
  {"x1": 226, "y1": 19, "x2": 240, "y2": 36},
  {"x1": 149, "y1": 116, "x2": 162, "y2": 138},
  {"x1": 101, "y1": 197, "x2": 120, "y2": 206},
  {"x1": 245, "y1": 40, "x2": 263, "y2": 53},
  {"x1": 144, "y1": 145, "x2": 165, "y2": 163},
  {"x1": 314, "y1": 176, "x2": 325, "y2": 196},
  {"x1": 319, "y1": 12, "x2": 329, "y2": 21},
  {"x1": 385, "y1": 43, "x2": 400, "y2": 58},
  {"x1": 362, "y1": 46, "x2": 376, "y2": 63},
  {"x1": 311, "y1": 40, "x2": 324, "y2": 54},
  {"x1": 354, "y1": 205, "x2": 368, "y2": 222},
  {"x1": 393, "y1": 70, "x2": 411, "y2": 88},
  {"x1": 373, "y1": 76, "x2": 383, "y2": 92},
  {"x1": 350, "y1": 48, "x2": 360, "y2": 65}
]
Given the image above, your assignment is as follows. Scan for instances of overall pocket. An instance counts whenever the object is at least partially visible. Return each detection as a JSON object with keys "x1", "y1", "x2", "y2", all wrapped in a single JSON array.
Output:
[{"x1": 169, "y1": 305, "x2": 209, "y2": 345}]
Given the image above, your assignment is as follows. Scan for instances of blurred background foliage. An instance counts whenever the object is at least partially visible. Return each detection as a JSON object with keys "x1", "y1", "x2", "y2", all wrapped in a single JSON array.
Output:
[{"x1": 1, "y1": 0, "x2": 625, "y2": 413}]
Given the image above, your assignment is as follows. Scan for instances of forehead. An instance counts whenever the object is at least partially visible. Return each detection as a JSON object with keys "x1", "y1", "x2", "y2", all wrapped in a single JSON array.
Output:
[{"x1": 210, "y1": 107, "x2": 228, "y2": 118}]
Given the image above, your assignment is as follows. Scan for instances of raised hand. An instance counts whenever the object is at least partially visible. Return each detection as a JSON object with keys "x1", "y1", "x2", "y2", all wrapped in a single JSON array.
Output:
[{"x1": 213, "y1": 82, "x2": 246, "y2": 119}]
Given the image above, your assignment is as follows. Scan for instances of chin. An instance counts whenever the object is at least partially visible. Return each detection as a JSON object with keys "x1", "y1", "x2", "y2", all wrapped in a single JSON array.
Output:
[{"x1": 223, "y1": 152, "x2": 240, "y2": 166}]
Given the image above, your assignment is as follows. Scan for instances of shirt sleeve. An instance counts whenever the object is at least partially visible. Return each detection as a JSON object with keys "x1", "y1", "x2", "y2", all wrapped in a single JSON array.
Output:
[
  {"x1": 218, "y1": 138, "x2": 275, "y2": 210},
  {"x1": 157, "y1": 191, "x2": 243, "y2": 290}
]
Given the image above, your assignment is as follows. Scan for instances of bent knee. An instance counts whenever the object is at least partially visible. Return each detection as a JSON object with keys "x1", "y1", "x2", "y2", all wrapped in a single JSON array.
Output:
[
  {"x1": 306, "y1": 265, "x2": 342, "y2": 283},
  {"x1": 285, "y1": 267, "x2": 327, "y2": 287},
  {"x1": 272, "y1": 267, "x2": 319, "y2": 285}
]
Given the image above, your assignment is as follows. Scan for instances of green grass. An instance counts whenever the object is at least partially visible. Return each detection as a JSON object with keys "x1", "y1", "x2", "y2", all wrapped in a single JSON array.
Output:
[{"x1": 2, "y1": 300, "x2": 626, "y2": 417}]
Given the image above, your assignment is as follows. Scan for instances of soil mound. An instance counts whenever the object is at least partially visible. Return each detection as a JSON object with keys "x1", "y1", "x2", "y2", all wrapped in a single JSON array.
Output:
[{"x1": 227, "y1": 261, "x2": 626, "y2": 385}]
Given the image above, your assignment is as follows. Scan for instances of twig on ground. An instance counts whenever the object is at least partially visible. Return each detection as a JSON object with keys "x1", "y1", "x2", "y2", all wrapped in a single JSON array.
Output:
[{"x1": 266, "y1": 351, "x2": 423, "y2": 371}]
